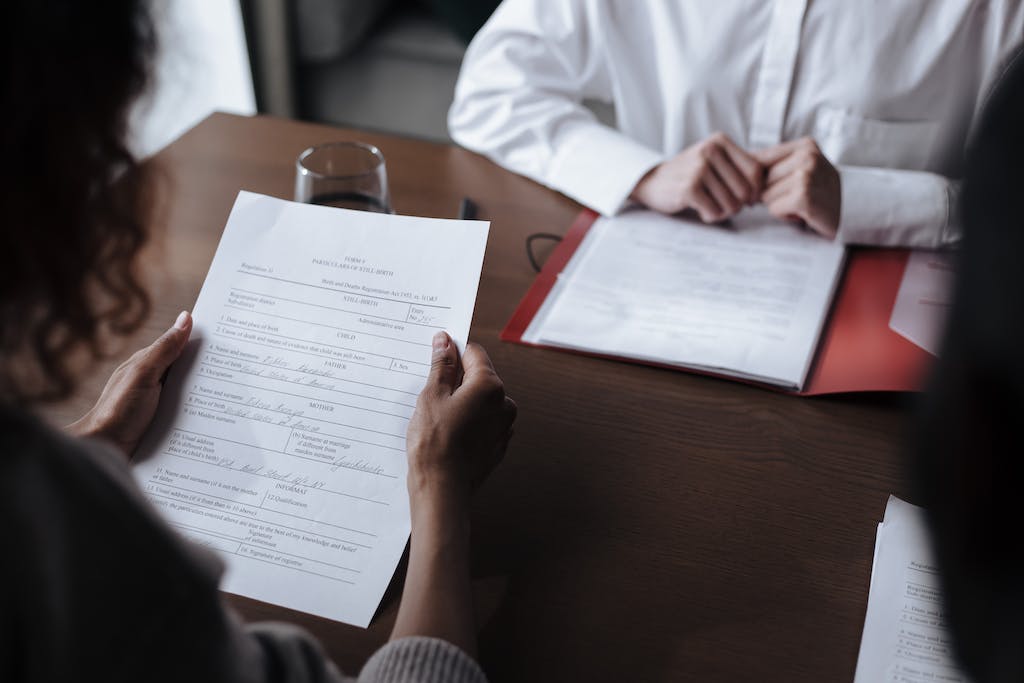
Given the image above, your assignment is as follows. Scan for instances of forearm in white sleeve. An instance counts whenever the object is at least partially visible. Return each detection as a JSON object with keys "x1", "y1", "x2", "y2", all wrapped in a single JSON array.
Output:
[
  {"x1": 837, "y1": 166, "x2": 961, "y2": 248},
  {"x1": 447, "y1": 0, "x2": 662, "y2": 215}
]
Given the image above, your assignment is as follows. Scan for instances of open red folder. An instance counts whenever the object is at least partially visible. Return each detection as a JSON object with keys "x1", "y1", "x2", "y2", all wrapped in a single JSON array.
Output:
[{"x1": 501, "y1": 210, "x2": 933, "y2": 395}]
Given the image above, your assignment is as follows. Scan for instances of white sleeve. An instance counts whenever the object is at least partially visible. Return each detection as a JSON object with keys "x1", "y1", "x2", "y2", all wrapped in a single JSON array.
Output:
[
  {"x1": 448, "y1": 0, "x2": 662, "y2": 216},
  {"x1": 835, "y1": 10, "x2": 1024, "y2": 249},
  {"x1": 837, "y1": 166, "x2": 961, "y2": 248}
]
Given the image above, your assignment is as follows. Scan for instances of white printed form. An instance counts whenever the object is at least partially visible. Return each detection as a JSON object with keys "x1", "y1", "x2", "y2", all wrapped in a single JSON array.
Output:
[
  {"x1": 889, "y1": 250, "x2": 956, "y2": 356},
  {"x1": 853, "y1": 496, "x2": 971, "y2": 683},
  {"x1": 134, "y1": 191, "x2": 489, "y2": 626},
  {"x1": 523, "y1": 208, "x2": 846, "y2": 389}
]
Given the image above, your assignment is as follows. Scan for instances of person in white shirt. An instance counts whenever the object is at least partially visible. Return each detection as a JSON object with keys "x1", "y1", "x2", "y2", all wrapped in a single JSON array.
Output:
[{"x1": 448, "y1": 0, "x2": 1024, "y2": 247}]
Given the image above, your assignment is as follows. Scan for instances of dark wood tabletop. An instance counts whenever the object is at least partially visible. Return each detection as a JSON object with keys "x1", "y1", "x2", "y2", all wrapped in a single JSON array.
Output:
[{"x1": 41, "y1": 112, "x2": 918, "y2": 683}]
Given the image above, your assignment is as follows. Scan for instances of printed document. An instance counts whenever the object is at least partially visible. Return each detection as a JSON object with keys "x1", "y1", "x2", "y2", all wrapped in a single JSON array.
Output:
[
  {"x1": 135, "y1": 191, "x2": 489, "y2": 626},
  {"x1": 523, "y1": 208, "x2": 846, "y2": 389},
  {"x1": 853, "y1": 496, "x2": 970, "y2": 683},
  {"x1": 889, "y1": 251, "x2": 956, "y2": 356}
]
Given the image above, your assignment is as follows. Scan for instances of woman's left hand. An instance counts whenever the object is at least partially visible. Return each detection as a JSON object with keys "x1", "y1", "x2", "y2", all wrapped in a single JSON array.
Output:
[{"x1": 67, "y1": 311, "x2": 193, "y2": 458}]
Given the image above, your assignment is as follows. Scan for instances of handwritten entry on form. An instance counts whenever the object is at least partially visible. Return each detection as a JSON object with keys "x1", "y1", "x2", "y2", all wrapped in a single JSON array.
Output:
[{"x1": 134, "y1": 191, "x2": 489, "y2": 626}]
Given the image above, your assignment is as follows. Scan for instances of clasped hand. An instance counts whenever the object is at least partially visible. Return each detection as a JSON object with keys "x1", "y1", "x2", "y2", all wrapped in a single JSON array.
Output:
[{"x1": 631, "y1": 133, "x2": 841, "y2": 238}]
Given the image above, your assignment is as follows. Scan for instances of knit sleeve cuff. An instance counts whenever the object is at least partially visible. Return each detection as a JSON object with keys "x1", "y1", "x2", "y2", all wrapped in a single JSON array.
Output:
[{"x1": 358, "y1": 637, "x2": 488, "y2": 683}]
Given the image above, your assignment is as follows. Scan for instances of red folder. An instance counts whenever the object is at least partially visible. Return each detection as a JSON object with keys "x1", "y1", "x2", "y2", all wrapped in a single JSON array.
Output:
[{"x1": 501, "y1": 210, "x2": 934, "y2": 395}]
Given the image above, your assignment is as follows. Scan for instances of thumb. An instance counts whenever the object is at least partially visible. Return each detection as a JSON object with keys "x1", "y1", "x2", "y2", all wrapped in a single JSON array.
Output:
[
  {"x1": 426, "y1": 331, "x2": 460, "y2": 395},
  {"x1": 752, "y1": 141, "x2": 793, "y2": 167},
  {"x1": 137, "y1": 311, "x2": 192, "y2": 383},
  {"x1": 459, "y1": 342, "x2": 497, "y2": 389}
]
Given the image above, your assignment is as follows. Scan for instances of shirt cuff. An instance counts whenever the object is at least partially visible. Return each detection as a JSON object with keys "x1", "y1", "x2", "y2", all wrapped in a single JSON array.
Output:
[
  {"x1": 546, "y1": 124, "x2": 663, "y2": 216},
  {"x1": 837, "y1": 166, "x2": 958, "y2": 248},
  {"x1": 358, "y1": 637, "x2": 488, "y2": 683}
]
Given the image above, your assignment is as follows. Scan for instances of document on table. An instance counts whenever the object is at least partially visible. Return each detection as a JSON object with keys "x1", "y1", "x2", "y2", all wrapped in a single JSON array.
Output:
[
  {"x1": 134, "y1": 191, "x2": 489, "y2": 627},
  {"x1": 853, "y1": 496, "x2": 970, "y2": 683},
  {"x1": 889, "y1": 250, "x2": 956, "y2": 356},
  {"x1": 522, "y1": 208, "x2": 846, "y2": 390}
]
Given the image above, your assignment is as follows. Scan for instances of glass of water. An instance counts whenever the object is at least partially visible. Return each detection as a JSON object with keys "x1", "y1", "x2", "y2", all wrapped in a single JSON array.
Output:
[{"x1": 294, "y1": 142, "x2": 392, "y2": 213}]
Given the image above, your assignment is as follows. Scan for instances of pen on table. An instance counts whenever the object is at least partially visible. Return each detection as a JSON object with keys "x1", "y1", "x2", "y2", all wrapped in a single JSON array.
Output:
[{"x1": 458, "y1": 197, "x2": 478, "y2": 220}]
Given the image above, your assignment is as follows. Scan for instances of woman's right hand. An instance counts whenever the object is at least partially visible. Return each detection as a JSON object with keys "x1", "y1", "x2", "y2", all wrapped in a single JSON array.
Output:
[
  {"x1": 406, "y1": 332, "x2": 517, "y2": 507},
  {"x1": 630, "y1": 132, "x2": 764, "y2": 222},
  {"x1": 392, "y1": 333, "x2": 514, "y2": 654}
]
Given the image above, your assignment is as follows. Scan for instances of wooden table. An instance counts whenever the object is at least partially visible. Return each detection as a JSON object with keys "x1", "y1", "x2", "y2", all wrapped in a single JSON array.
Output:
[{"x1": 43, "y1": 113, "x2": 915, "y2": 682}]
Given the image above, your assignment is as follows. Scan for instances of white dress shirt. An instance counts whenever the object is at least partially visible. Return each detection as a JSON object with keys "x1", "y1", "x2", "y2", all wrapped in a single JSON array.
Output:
[{"x1": 449, "y1": 0, "x2": 1024, "y2": 247}]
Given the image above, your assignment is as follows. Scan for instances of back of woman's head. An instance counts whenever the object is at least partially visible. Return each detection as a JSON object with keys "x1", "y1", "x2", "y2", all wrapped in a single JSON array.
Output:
[
  {"x1": 0, "y1": 0, "x2": 156, "y2": 403},
  {"x1": 914, "y1": 46, "x2": 1024, "y2": 683}
]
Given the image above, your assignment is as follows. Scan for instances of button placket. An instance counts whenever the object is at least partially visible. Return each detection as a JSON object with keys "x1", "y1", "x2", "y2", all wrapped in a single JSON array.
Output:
[{"x1": 747, "y1": 0, "x2": 809, "y2": 149}]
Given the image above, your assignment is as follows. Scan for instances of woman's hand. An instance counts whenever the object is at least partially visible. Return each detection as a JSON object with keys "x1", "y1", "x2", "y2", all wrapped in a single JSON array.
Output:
[
  {"x1": 392, "y1": 332, "x2": 516, "y2": 656},
  {"x1": 406, "y1": 332, "x2": 517, "y2": 507},
  {"x1": 630, "y1": 132, "x2": 764, "y2": 222},
  {"x1": 754, "y1": 137, "x2": 841, "y2": 238},
  {"x1": 67, "y1": 311, "x2": 193, "y2": 458}
]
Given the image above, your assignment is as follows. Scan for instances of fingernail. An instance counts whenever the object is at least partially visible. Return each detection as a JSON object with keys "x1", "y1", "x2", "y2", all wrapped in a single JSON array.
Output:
[
  {"x1": 432, "y1": 331, "x2": 449, "y2": 351},
  {"x1": 173, "y1": 311, "x2": 190, "y2": 330}
]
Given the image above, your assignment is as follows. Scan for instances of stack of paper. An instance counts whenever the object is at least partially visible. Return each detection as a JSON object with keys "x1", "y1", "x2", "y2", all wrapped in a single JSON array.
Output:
[
  {"x1": 135, "y1": 192, "x2": 489, "y2": 627},
  {"x1": 853, "y1": 496, "x2": 970, "y2": 683},
  {"x1": 521, "y1": 208, "x2": 847, "y2": 390}
]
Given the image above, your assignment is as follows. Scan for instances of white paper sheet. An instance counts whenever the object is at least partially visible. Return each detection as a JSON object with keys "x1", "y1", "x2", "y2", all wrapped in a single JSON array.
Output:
[
  {"x1": 889, "y1": 251, "x2": 956, "y2": 356},
  {"x1": 523, "y1": 208, "x2": 846, "y2": 389},
  {"x1": 853, "y1": 496, "x2": 971, "y2": 683},
  {"x1": 134, "y1": 191, "x2": 489, "y2": 626}
]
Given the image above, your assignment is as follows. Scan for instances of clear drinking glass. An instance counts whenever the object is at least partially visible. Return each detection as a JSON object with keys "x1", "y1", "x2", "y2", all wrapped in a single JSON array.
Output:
[{"x1": 294, "y1": 142, "x2": 392, "y2": 213}]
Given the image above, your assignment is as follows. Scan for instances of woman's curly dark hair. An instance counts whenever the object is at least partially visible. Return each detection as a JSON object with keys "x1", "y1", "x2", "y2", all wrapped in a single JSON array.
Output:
[{"x1": 0, "y1": 0, "x2": 156, "y2": 403}]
